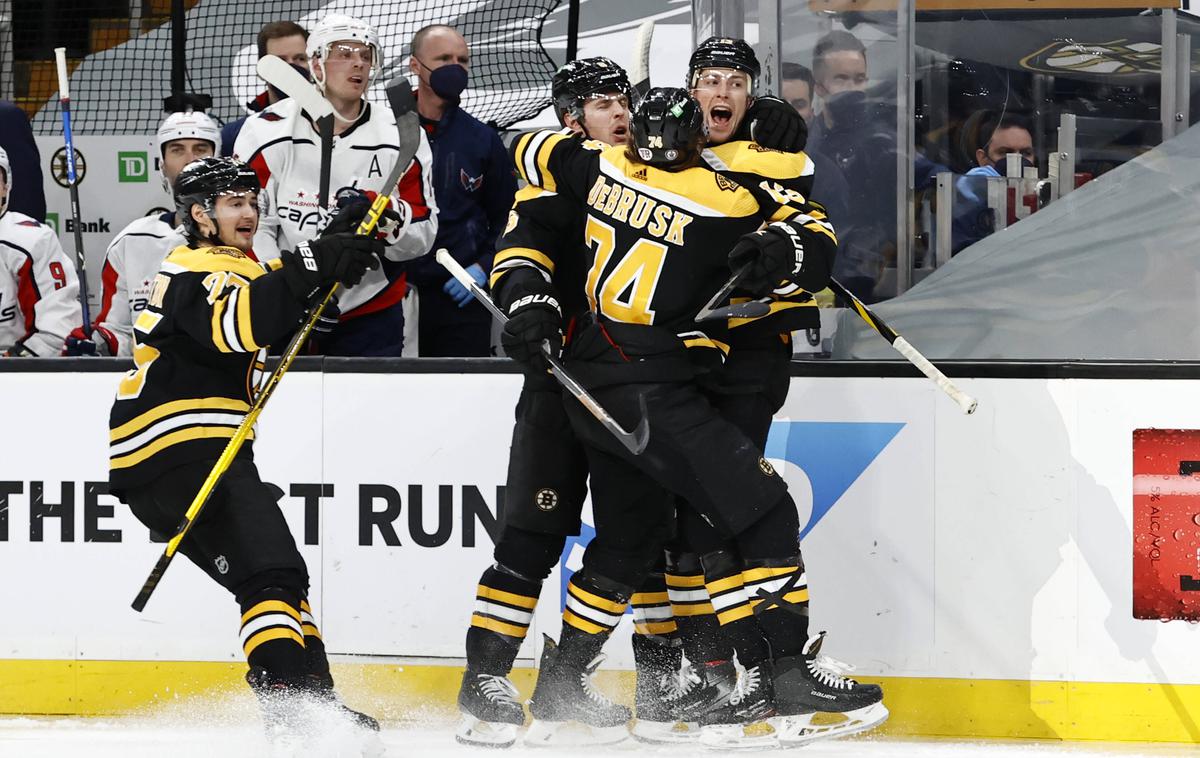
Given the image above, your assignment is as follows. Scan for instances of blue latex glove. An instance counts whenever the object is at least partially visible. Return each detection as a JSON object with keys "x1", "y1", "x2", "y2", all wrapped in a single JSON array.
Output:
[{"x1": 443, "y1": 262, "x2": 486, "y2": 307}]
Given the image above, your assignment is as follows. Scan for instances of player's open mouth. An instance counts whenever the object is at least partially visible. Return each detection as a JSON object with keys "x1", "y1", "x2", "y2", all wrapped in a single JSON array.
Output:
[
  {"x1": 349, "y1": 75, "x2": 364, "y2": 86},
  {"x1": 709, "y1": 105, "x2": 733, "y2": 129},
  {"x1": 236, "y1": 224, "x2": 254, "y2": 235},
  {"x1": 611, "y1": 125, "x2": 628, "y2": 140}
]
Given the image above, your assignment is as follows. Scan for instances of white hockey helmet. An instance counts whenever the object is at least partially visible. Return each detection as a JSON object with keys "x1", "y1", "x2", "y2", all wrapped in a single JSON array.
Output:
[
  {"x1": 307, "y1": 14, "x2": 382, "y2": 93},
  {"x1": 156, "y1": 110, "x2": 222, "y2": 192},
  {"x1": 0, "y1": 146, "x2": 9, "y2": 217}
]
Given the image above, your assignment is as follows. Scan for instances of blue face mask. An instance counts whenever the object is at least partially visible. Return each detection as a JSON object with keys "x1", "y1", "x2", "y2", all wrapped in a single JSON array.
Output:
[{"x1": 419, "y1": 59, "x2": 468, "y2": 102}]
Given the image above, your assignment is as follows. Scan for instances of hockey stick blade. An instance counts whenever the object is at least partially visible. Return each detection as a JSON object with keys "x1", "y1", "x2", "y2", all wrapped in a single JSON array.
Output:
[
  {"x1": 696, "y1": 299, "x2": 773, "y2": 321},
  {"x1": 631, "y1": 20, "x2": 654, "y2": 100},
  {"x1": 694, "y1": 264, "x2": 749, "y2": 322},
  {"x1": 256, "y1": 55, "x2": 335, "y2": 120},
  {"x1": 436, "y1": 249, "x2": 649, "y2": 455},
  {"x1": 384, "y1": 76, "x2": 417, "y2": 117}
]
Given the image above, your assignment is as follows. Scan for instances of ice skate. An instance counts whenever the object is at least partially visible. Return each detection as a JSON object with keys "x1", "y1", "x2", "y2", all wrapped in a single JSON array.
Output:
[
  {"x1": 629, "y1": 635, "x2": 702, "y2": 743},
  {"x1": 696, "y1": 659, "x2": 777, "y2": 751},
  {"x1": 524, "y1": 637, "x2": 630, "y2": 746},
  {"x1": 455, "y1": 670, "x2": 526, "y2": 747},
  {"x1": 771, "y1": 632, "x2": 889, "y2": 747},
  {"x1": 246, "y1": 667, "x2": 384, "y2": 757}
]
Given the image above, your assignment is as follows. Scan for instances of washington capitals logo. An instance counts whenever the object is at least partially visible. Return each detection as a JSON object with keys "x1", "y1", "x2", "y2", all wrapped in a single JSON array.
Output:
[
  {"x1": 460, "y1": 168, "x2": 483, "y2": 192},
  {"x1": 559, "y1": 420, "x2": 905, "y2": 607},
  {"x1": 1020, "y1": 39, "x2": 1162, "y2": 75}
]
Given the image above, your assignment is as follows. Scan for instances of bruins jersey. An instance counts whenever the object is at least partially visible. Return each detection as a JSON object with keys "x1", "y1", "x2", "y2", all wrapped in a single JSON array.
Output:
[
  {"x1": 507, "y1": 131, "x2": 836, "y2": 385},
  {"x1": 108, "y1": 244, "x2": 307, "y2": 493},
  {"x1": 702, "y1": 141, "x2": 822, "y2": 343}
]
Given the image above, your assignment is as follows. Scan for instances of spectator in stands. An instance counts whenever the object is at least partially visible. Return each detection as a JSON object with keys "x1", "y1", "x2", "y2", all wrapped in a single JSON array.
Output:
[
  {"x1": 952, "y1": 110, "x2": 1035, "y2": 254},
  {"x1": 220, "y1": 21, "x2": 309, "y2": 156},
  {"x1": 807, "y1": 31, "x2": 898, "y2": 302},
  {"x1": 0, "y1": 146, "x2": 81, "y2": 357},
  {"x1": 781, "y1": 61, "x2": 815, "y2": 124},
  {"x1": 404, "y1": 24, "x2": 515, "y2": 357},
  {"x1": 0, "y1": 100, "x2": 46, "y2": 222}
]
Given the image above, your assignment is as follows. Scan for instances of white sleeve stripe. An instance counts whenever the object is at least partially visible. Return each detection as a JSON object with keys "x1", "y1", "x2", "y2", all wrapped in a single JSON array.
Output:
[
  {"x1": 523, "y1": 131, "x2": 552, "y2": 187},
  {"x1": 222, "y1": 287, "x2": 246, "y2": 352}
]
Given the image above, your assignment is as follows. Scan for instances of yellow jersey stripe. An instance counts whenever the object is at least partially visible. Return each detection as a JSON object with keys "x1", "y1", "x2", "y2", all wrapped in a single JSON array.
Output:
[
  {"x1": 470, "y1": 615, "x2": 530, "y2": 639},
  {"x1": 110, "y1": 397, "x2": 251, "y2": 441},
  {"x1": 495, "y1": 247, "x2": 556, "y2": 275},
  {"x1": 243, "y1": 627, "x2": 305, "y2": 657},
  {"x1": 742, "y1": 566, "x2": 798, "y2": 583},
  {"x1": 240, "y1": 600, "x2": 302, "y2": 626},
  {"x1": 665, "y1": 573, "x2": 706, "y2": 588},
  {"x1": 671, "y1": 602, "x2": 716, "y2": 617},
  {"x1": 211, "y1": 296, "x2": 232, "y2": 353},
  {"x1": 631, "y1": 591, "x2": 670, "y2": 606},
  {"x1": 706, "y1": 575, "x2": 746, "y2": 595},
  {"x1": 301, "y1": 623, "x2": 322, "y2": 640},
  {"x1": 109, "y1": 426, "x2": 252, "y2": 470},
  {"x1": 562, "y1": 609, "x2": 607, "y2": 635},
  {"x1": 568, "y1": 583, "x2": 627, "y2": 614},
  {"x1": 716, "y1": 605, "x2": 754, "y2": 625},
  {"x1": 236, "y1": 286, "x2": 260, "y2": 351},
  {"x1": 476, "y1": 586, "x2": 539, "y2": 610}
]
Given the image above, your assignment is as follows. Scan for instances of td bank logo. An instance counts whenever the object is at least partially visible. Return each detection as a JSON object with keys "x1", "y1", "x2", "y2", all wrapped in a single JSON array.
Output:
[
  {"x1": 118, "y1": 151, "x2": 149, "y2": 182},
  {"x1": 45, "y1": 212, "x2": 59, "y2": 234}
]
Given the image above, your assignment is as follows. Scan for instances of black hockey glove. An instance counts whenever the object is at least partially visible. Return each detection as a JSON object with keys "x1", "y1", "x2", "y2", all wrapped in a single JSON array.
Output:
[
  {"x1": 279, "y1": 233, "x2": 382, "y2": 300},
  {"x1": 501, "y1": 281, "x2": 563, "y2": 369},
  {"x1": 746, "y1": 96, "x2": 808, "y2": 153},
  {"x1": 324, "y1": 188, "x2": 403, "y2": 238},
  {"x1": 729, "y1": 221, "x2": 809, "y2": 297}
]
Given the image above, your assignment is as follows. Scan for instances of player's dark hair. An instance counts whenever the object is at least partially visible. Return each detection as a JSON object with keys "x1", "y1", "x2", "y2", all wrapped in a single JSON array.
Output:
[
  {"x1": 256, "y1": 21, "x2": 308, "y2": 60},
  {"x1": 812, "y1": 30, "x2": 866, "y2": 79},
  {"x1": 175, "y1": 157, "x2": 260, "y2": 244}
]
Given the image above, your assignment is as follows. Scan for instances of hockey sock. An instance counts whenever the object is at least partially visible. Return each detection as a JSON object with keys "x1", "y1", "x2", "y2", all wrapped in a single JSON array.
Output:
[
  {"x1": 666, "y1": 551, "x2": 729, "y2": 664},
  {"x1": 631, "y1": 570, "x2": 677, "y2": 639},
  {"x1": 240, "y1": 587, "x2": 306, "y2": 676},
  {"x1": 299, "y1": 598, "x2": 333, "y2": 683},
  {"x1": 467, "y1": 564, "x2": 541, "y2": 676},
  {"x1": 559, "y1": 571, "x2": 631, "y2": 668},
  {"x1": 743, "y1": 558, "x2": 810, "y2": 659},
  {"x1": 700, "y1": 550, "x2": 770, "y2": 667}
]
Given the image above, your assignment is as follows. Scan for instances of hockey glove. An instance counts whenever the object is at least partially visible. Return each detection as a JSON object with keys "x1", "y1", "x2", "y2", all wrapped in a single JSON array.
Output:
[
  {"x1": 747, "y1": 96, "x2": 808, "y2": 153},
  {"x1": 325, "y1": 188, "x2": 403, "y2": 239},
  {"x1": 729, "y1": 221, "x2": 811, "y2": 297},
  {"x1": 501, "y1": 282, "x2": 563, "y2": 369},
  {"x1": 280, "y1": 233, "x2": 383, "y2": 301},
  {"x1": 63, "y1": 325, "x2": 117, "y2": 356},
  {"x1": 443, "y1": 263, "x2": 486, "y2": 307}
]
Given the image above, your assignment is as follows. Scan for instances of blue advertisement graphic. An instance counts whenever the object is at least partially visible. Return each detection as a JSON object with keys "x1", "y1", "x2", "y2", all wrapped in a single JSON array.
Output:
[{"x1": 559, "y1": 421, "x2": 905, "y2": 608}]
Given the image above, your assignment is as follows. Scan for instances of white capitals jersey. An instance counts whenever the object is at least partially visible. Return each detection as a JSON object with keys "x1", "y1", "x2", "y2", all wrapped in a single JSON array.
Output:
[
  {"x1": 93, "y1": 212, "x2": 185, "y2": 356},
  {"x1": 0, "y1": 210, "x2": 81, "y2": 356},
  {"x1": 233, "y1": 97, "x2": 438, "y2": 315}
]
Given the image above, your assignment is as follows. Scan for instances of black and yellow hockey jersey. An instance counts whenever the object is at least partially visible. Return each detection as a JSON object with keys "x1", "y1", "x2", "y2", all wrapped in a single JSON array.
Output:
[
  {"x1": 505, "y1": 130, "x2": 836, "y2": 387},
  {"x1": 108, "y1": 244, "x2": 306, "y2": 493}
]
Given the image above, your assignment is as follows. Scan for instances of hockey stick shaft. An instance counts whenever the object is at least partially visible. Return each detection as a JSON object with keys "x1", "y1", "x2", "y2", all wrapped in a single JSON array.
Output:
[
  {"x1": 630, "y1": 20, "x2": 654, "y2": 100},
  {"x1": 437, "y1": 250, "x2": 649, "y2": 455},
  {"x1": 55, "y1": 48, "x2": 91, "y2": 330},
  {"x1": 827, "y1": 278, "x2": 977, "y2": 415}
]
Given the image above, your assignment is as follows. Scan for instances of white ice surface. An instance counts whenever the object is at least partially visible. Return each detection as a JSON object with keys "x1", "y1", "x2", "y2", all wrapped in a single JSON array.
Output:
[{"x1": 2, "y1": 713, "x2": 1199, "y2": 758}]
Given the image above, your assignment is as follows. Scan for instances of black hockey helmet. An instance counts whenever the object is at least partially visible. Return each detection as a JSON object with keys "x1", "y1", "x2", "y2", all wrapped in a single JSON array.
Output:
[
  {"x1": 552, "y1": 56, "x2": 633, "y2": 126},
  {"x1": 688, "y1": 37, "x2": 761, "y2": 90},
  {"x1": 629, "y1": 87, "x2": 705, "y2": 169},
  {"x1": 174, "y1": 156, "x2": 260, "y2": 242}
]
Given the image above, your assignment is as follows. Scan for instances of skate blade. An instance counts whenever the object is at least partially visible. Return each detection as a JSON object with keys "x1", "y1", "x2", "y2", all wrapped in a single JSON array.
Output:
[
  {"x1": 774, "y1": 701, "x2": 890, "y2": 746},
  {"x1": 524, "y1": 719, "x2": 629, "y2": 747},
  {"x1": 630, "y1": 719, "x2": 700, "y2": 744},
  {"x1": 455, "y1": 713, "x2": 519, "y2": 748},
  {"x1": 698, "y1": 720, "x2": 777, "y2": 751}
]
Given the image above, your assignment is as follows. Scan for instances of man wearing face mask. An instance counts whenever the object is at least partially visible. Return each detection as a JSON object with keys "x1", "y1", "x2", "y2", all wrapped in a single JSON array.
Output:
[
  {"x1": 402, "y1": 24, "x2": 516, "y2": 357},
  {"x1": 952, "y1": 110, "x2": 1035, "y2": 254}
]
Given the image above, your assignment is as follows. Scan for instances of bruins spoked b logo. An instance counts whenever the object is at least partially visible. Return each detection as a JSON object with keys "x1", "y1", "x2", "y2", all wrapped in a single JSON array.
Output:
[
  {"x1": 758, "y1": 457, "x2": 776, "y2": 477},
  {"x1": 1020, "y1": 39, "x2": 1162, "y2": 76},
  {"x1": 51, "y1": 147, "x2": 87, "y2": 188},
  {"x1": 534, "y1": 488, "x2": 559, "y2": 511}
]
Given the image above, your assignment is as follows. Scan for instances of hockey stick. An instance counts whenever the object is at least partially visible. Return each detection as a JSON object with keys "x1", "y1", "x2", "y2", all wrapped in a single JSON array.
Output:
[
  {"x1": 256, "y1": 55, "x2": 336, "y2": 217},
  {"x1": 132, "y1": 80, "x2": 423, "y2": 612},
  {"x1": 630, "y1": 20, "x2": 654, "y2": 100},
  {"x1": 826, "y1": 278, "x2": 978, "y2": 415},
  {"x1": 693, "y1": 263, "x2": 750, "y2": 322},
  {"x1": 437, "y1": 250, "x2": 650, "y2": 455},
  {"x1": 54, "y1": 48, "x2": 91, "y2": 331}
]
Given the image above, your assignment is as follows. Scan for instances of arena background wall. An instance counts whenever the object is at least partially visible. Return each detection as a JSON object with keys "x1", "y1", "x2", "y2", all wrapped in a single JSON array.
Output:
[{"x1": 2, "y1": 363, "x2": 1199, "y2": 743}]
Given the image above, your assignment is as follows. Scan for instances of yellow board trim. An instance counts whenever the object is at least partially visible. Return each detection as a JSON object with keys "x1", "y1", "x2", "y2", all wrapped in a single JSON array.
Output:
[
  {"x1": 110, "y1": 396, "x2": 251, "y2": 442},
  {"x1": 5, "y1": 659, "x2": 1200, "y2": 743},
  {"x1": 470, "y1": 615, "x2": 529, "y2": 639},
  {"x1": 240, "y1": 600, "x2": 301, "y2": 626},
  {"x1": 476, "y1": 586, "x2": 539, "y2": 610}
]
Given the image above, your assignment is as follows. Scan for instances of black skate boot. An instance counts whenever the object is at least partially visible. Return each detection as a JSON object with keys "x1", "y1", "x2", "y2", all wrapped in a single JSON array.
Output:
[
  {"x1": 771, "y1": 632, "x2": 888, "y2": 747},
  {"x1": 696, "y1": 659, "x2": 777, "y2": 751},
  {"x1": 247, "y1": 667, "x2": 383, "y2": 757},
  {"x1": 629, "y1": 634, "x2": 701, "y2": 743},
  {"x1": 525, "y1": 637, "x2": 631, "y2": 746},
  {"x1": 455, "y1": 670, "x2": 525, "y2": 747}
]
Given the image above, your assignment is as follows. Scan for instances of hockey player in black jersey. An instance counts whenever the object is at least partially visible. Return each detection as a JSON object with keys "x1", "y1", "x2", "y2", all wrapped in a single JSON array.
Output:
[
  {"x1": 454, "y1": 57, "x2": 634, "y2": 749},
  {"x1": 493, "y1": 86, "x2": 845, "y2": 747},
  {"x1": 107, "y1": 157, "x2": 383, "y2": 753}
]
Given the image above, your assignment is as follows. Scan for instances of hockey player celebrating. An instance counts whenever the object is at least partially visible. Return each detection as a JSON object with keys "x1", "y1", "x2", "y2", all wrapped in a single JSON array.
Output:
[
  {"x1": 454, "y1": 56, "x2": 633, "y2": 749},
  {"x1": 497, "y1": 88, "x2": 881, "y2": 749},
  {"x1": 65, "y1": 110, "x2": 219, "y2": 356},
  {"x1": 0, "y1": 146, "x2": 81, "y2": 357},
  {"x1": 107, "y1": 157, "x2": 382, "y2": 750},
  {"x1": 234, "y1": 13, "x2": 437, "y2": 356}
]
